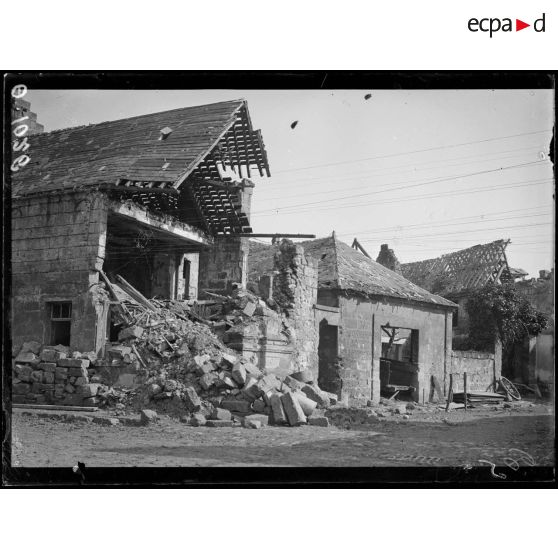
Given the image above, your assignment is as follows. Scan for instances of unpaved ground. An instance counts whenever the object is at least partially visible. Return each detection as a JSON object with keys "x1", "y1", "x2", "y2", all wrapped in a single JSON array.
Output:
[{"x1": 10, "y1": 403, "x2": 554, "y2": 468}]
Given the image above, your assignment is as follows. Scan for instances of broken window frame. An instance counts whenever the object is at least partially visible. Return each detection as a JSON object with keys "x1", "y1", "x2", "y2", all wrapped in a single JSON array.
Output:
[
  {"x1": 47, "y1": 301, "x2": 72, "y2": 345},
  {"x1": 381, "y1": 326, "x2": 418, "y2": 364}
]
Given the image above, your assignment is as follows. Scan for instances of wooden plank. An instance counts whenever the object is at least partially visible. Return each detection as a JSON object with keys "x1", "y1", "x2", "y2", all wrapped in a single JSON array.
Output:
[
  {"x1": 445, "y1": 374, "x2": 454, "y2": 412},
  {"x1": 13, "y1": 404, "x2": 99, "y2": 412},
  {"x1": 115, "y1": 274, "x2": 158, "y2": 312}
]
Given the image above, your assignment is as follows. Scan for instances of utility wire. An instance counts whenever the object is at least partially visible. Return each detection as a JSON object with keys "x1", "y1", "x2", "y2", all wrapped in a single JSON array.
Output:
[{"x1": 272, "y1": 129, "x2": 552, "y2": 175}]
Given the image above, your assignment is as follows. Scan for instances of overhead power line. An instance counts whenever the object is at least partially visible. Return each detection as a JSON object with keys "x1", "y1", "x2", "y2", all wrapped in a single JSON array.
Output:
[
  {"x1": 272, "y1": 129, "x2": 552, "y2": 175},
  {"x1": 252, "y1": 160, "x2": 547, "y2": 216}
]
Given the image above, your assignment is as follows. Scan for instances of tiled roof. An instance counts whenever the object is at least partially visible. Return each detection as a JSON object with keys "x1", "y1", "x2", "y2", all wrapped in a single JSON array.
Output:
[
  {"x1": 400, "y1": 239, "x2": 512, "y2": 296},
  {"x1": 12, "y1": 99, "x2": 270, "y2": 197},
  {"x1": 247, "y1": 237, "x2": 456, "y2": 308}
]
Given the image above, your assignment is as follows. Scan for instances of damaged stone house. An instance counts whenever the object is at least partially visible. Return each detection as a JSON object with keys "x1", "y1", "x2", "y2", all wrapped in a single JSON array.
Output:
[
  {"x1": 248, "y1": 234, "x2": 457, "y2": 406},
  {"x1": 10, "y1": 99, "x2": 271, "y2": 356},
  {"x1": 396, "y1": 239, "x2": 541, "y2": 391}
]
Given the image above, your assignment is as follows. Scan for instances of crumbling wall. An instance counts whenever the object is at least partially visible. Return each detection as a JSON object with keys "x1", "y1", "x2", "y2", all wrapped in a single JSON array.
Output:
[
  {"x1": 198, "y1": 237, "x2": 249, "y2": 296},
  {"x1": 450, "y1": 349, "x2": 500, "y2": 391},
  {"x1": 272, "y1": 241, "x2": 319, "y2": 380},
  {"x1": 11, "y1": 191, "x2": 108, "y2": 353}
]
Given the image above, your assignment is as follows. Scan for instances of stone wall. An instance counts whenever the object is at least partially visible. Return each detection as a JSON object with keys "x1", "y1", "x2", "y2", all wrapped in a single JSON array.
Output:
[
  {"x1": 11, "y1": 191, "x2": 108, "y2": 353},
  {"x1": 450, "y1": 348, "x2": 500, "y2": 391},
  {"x1": 272, "y1": 241, "x2": 319, "y2": 379},
  {"x1": 198, "y1": 237, "x2": 249, "y2": 297},
  {"x1": 338, "y1": 296, "x2": 453, "y2": 406},
  {"x1": 12, "y1": 342, "x2": 102, "y2": 406}
]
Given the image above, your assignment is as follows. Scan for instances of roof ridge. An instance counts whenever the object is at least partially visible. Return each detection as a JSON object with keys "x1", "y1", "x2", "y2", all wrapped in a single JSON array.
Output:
[
  {"x1": 402, "y1": 238, "x2": 509, "y2": 266},
  {"x1": 33, "y1": 98, "x2": 246, "y2": 137},
  {"x1": 332, "y1": 235, "x2": 342, "y2": 289}
]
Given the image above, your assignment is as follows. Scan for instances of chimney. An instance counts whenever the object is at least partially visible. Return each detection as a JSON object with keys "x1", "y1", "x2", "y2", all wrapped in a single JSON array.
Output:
[
  {"x1": 376, "y1": 243, "x2": 402, "y2": 274},
  {"x1": 539, "y1": 270, "x2": 551, "y2": 280},
  {"x1": 12, "y1": 97, "x2": 44, "y2": 135},
  {"x1": 239, "y1": 178, "x2": 255, "y2": 219}
]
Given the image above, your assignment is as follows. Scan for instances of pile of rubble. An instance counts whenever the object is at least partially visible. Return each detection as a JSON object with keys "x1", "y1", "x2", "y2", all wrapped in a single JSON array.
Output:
[
  {"x1": 12, "y1": 271, "x2": 339, "y2": 428},
  {"x1": 101, "y1": 297, "x2": 338, "y2": 426}
]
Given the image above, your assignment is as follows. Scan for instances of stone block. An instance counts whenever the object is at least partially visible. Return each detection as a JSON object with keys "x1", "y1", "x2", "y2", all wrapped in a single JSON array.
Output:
[
  {"x1": 220, "y1": 399, "x2": 252, "y2": 413},
  {"x1": 13, "y1": 395, "x2": 27, "y2": 404},
  {"x1": 301, "y1": 384, "x2": 331, "y2": 408},
  {"x1": 308, "y1": 416, "x2": 330, "y2": 427},
  {"x1": 118, "y1": 326, "x2": 144, "y2": 341},
  {"x1": 292, "y1": 391, "x2": 318, "y2": 417},
  {"x1": 199, "y1": 372, "x2": 217, "y2": 391},
  {"x1": 15, "y1": 352, "x2": 41, "y2": 367},
  {"x1": 243, "y1": 361, "x2": 263, "y2": 379},
  {"x1": 55, "y1": 367, "x2": 68, "y2": 380},
  {"x1": 281, "y1": 392, "x2": 307, "y2": 426},
  {"x1": 242, "y1": 413, "x2": 269, "y2": 426},
  {"x1": 231, "y1": 362, "x2": 247, "y2": 386},
  {"x1": 78, "y1": 383, "x2": 101, "y2": 398},
  {"x1": 251, "y1": 399, "x2": 266, "y2": 413},
  {"x1": 190, "y1": 413, "x2": 206, "y2": 427},
  {"x1": 283, "y1": 375, "x2": 304, "y2": 391},
  {"x1": 244, "y1": 419, "x2": 261, "y2": 429},
  {"x1": 67, "y1": 367, "x2": 88, "y2": 378},
  {"x1": 58, "y1": 358, "x2": 90, "y2": 369},
  {"x1": 43, "y1": 371, "x2": 55, "y2": 384},
  {"x1": 183, "y1": 386, "x2": 202, "y2": 412},
  {"x1": 64, "y1": 384, "x2": 75, "y2": 394},
  {"x1": 15, "y1": 364, "x2": 32, "y2": 382},
  {"x1": 322, "y1": 390, "x2": 338, "y2": 406},
  {"x1": 269, "y1": 393, "x2": 288, "y2": 425},
  {"x1": 21, "y1": 340, "x2": 42, "y2": 354},
  {"x1": 205, "y1": 420, "x2": 234, "y2": 427},
  {"x1": 30, "y1": 369, "x2": 43, "y2": 383},
  {"x1": 219, "y1": 353, "x2": 238, "y2": 368},
  {"x1": 223, "y1": 376, "x2": 238, "y2": 389},
  {"x1": 291, "y1": 370, "x2": 314, "y2": 383},
  {"x1": 140, "y1": 409, "x2": 158, "y2": 425},
  {"x1": 39, "y1": 349, "x2": 61, "y2": 362},
  {"x1": 242, "y1": 301, "x2": 257, "y2": 317},
  {"x1": 13, "y1": 383, "x2": 31, "y2": 395},
  {"x1": 107, "y1": 345, "x2": 133, "y2": 359},
  {"x1": 242, "y1": 377, "x2": 263, "y2": 401},
  {"x1": 38, "y1": 362, "x2": 57, "y2": 373},
  {"x1": 74, "y1": 376, "x2": 88, "y2": 386},
  {"x1": 211, "y1": 408, "x2": 232, "y2": 421}
]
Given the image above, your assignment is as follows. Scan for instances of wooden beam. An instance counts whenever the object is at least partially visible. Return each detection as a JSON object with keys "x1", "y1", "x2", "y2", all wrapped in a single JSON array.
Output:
[{"x1": 109, "y1": 200, "x2": 212, "y2": 246}]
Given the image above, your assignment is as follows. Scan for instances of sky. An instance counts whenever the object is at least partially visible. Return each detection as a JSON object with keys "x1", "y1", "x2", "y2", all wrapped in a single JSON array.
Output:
[{"x1": 26, "y1": 88, "x2": 555, "y2": 277}]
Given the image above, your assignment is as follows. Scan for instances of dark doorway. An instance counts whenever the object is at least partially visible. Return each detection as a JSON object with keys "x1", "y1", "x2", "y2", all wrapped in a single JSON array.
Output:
[{"x1": 318, "y1": 319, "x2": 340, "y2": 395}]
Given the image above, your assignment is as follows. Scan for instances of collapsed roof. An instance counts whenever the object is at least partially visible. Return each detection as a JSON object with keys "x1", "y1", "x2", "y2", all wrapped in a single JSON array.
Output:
[
  {"x1": 11, "y1": 99, "x2": 271, "y2": 235},
  {"x1": 400, "y1": 239, "x2": 513, "y2": 296}
]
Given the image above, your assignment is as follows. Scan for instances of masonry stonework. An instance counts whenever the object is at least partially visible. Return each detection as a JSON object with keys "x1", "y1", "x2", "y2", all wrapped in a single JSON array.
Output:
[
  {"x1": 272, "y1": 241, "x2": 319, "y2": 379},
  {"x1": 11, "y1": 191, "x2": 108, "y2": 353},
  {"x1": 198, "y1": 237, "x2": 249, "y2": 297}
]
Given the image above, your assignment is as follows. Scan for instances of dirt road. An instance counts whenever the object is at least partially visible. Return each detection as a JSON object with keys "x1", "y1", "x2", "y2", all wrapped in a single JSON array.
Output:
[{"x1": 10, "y1": 404, "x2": 554, "y2": 468}]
